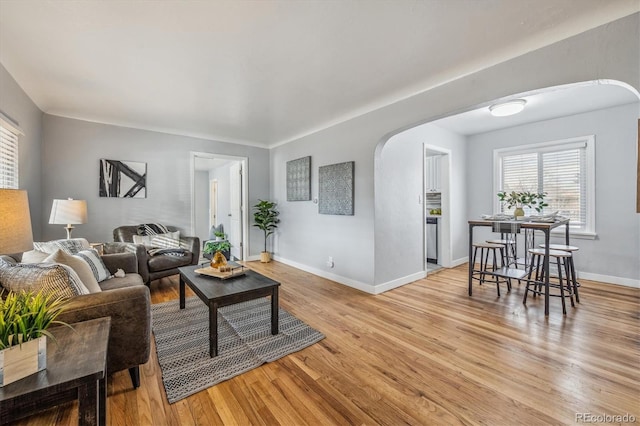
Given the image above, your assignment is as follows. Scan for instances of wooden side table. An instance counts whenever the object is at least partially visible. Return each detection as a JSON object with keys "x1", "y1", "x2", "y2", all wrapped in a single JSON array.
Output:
[{"x1": 0, "y1": 317, "x2": 110, "y2": 426}]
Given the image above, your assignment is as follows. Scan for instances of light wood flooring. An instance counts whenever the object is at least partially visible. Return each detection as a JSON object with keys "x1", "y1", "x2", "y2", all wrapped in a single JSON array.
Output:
[{"x1": 12, "y1": 261, "x2": 640, "y2": 425}]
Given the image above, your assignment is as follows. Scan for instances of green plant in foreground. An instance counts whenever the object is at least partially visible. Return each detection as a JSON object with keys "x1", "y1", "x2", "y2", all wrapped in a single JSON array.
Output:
[
  {"x1": 0, "y1": 291, "x2": 69, "y2": 350},
  {"x1": 253, "y1": 200, "x2": 280, "y2": 253}
]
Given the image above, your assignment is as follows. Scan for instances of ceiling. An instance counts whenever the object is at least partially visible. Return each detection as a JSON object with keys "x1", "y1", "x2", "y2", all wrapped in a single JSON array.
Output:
[
  {"x1": 1, "y1": 1, "x2": 638, "y2": 148},
  {"x1": 434, "y1": 82, "x2": 639, "y2": 135}
]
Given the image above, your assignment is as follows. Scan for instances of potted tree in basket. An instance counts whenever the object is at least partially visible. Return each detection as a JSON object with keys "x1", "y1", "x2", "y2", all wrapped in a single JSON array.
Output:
[
  {"x1": 0, "y1": 290, "x2": 69, "y2": 386},
  {"x1": 497, "y1": 191, "x2": 548, "y2": 219},
  {"x1": 253, "y1": 200, "x2": 280, "y2": 263}
]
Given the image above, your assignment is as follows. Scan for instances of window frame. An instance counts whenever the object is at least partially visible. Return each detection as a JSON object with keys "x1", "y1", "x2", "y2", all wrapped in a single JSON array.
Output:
[
  {"x1": 0, "y1": 111, "x2": 24, "y2": 190},
  {"x1": 493, "y1": 135, "x2": 596, "y2": 239}
]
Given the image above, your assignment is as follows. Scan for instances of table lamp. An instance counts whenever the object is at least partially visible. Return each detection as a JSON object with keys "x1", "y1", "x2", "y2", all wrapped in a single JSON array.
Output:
[
  {"x1": 48, "y1": 198, "x2": 87, "y2": 239},
  {"x1": 0, "y1": 189, "x2": 34, "y2": 254}
]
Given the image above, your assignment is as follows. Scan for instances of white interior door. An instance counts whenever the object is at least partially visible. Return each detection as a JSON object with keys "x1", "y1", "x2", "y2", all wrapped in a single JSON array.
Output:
[
  {"x1": 209, "y1": 179, "x2": 218, "y2": 230},
  {"x1": 229, "y1": 162, "x2": 242, "y2": 260}
]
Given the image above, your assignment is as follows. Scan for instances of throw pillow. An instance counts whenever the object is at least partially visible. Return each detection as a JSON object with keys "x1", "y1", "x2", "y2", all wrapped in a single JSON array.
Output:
[
  {"x1": 74, "y1": 249, "x2": 112, "y2": 282},
  {"x1": 20, "y1": 249, "x2": 50, "y2": 264},
  {"x1": 133, "y1": 231, "x2": 180, "y2": 247},
  {"x1": 0, "y1": 262, "x2": 89, "y2": 298},
  {"x1": 33, "y1": 238, "x2": 90, "y2": 255},
  {"x1": 150, "y1": 235, "x2": 181, "y2": 249},
  {"x1": 44, "y1": 249, "x2": 102, "y2": 293}
]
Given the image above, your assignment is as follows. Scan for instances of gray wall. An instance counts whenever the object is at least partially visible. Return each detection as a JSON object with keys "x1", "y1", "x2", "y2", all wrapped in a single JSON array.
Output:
[
  {"x1": 467, "y1": 102, "x2": 640, "y2": 283},
  {"x1": 41, "y1": 114, "x2": 270, "y2": 258},
  {"x1": 0, "y1": 64, "x2": 43, "y2": 239},
  {"x1": 269, "y1": 14, "x2": 639, "y2": 292}
]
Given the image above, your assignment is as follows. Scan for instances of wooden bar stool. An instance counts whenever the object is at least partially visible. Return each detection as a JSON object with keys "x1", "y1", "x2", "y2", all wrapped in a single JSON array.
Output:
[
  {"x1": 539, "y1": 244, "x2": 580, "y2": 303},
  {"x1": 523, "y1": 248, "x2": 575, "y2": 314},
  {"x1": 471, "y1": 242, "x2": 511, "y2": 296}
]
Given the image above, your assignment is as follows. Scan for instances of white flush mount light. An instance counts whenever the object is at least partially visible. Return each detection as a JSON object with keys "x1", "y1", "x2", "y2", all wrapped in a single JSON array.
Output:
[{"x1": 489, "y1": 99, "x2": 527, "y2": 117}]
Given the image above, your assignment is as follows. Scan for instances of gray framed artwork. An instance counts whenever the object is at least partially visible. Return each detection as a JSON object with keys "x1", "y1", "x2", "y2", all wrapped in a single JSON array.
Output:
[
  {"x1": 286, "y1": 156, "x2": 311, "y2": 201},
  {"x1": 318, "y1": 161, "x2": 354, "y2": 215},
  {"x1": 99, "y1": 159, "x2": 147, "y2": 198}
]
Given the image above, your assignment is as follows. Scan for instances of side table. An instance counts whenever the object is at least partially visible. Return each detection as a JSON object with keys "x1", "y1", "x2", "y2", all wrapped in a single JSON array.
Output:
[{"x1": 0, "y1": 317, "x2": 111, "y2": 426}]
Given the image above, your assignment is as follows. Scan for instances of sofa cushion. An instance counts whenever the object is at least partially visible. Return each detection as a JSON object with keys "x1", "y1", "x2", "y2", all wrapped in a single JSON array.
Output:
[
  {"x1": 74, "y1": 249, "x2": 112, "y2": 282},
  {"x1": 21, "y1": 249, "x2": 50, "y2": 263},
  {"x1": 0, "y1": 260, "x2": 90, "y2": 298},
  {"x1": 148, "y1": 252, "x2": 192, "y2": 272},
  {"x1": 99, "y1": 274, "x2": 145, "y2": 291},
  {"x1": 150, "y1": 235, "x2": 181, "y2": 249},
  {"x1": 44, "y1": 249, "x2": 102, "y2": 293},
  {"x1": 33, "y1": 238, "x2": 90, "y2": 255}
]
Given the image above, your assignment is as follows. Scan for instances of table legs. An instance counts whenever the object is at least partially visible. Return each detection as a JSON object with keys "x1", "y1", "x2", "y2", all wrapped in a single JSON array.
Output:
[
  {"x1": 209, "y1": 302, "x2": 218, "y2": 357},
  {"x1": 78, "y1": 379, "x2": 102, "y2": 426}
]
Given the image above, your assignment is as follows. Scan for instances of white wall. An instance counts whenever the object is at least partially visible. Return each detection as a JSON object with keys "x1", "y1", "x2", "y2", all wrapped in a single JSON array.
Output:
[
  {"x1": 374, "y1": 123, "x2": 467, "y2": 288},
  {"x1": 0, "y1": 64, "x2": 43, "y2": 239},
  {"x1": 41, "y1": 114, "x2": 270, "y2": 258},
  {"x1": 269, "y1": 14, "x2": 639, "y2": 292},
  {"x1": 209, "y1": 162, "x2": 233, "y2": 235},
  {"x1": 194, "y1": 170, "x2": 209, "y2": 243},
  {"x1": 467, "y1": 102, "x2": 640, "y2": 285}
]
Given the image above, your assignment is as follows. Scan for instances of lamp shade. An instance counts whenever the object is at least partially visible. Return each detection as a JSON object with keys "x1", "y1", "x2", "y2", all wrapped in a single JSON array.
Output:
[
  {"x1": 0, "y1": 189, "x2": 34, "y2": 254},
  {"x1": 49, "y1": 199, "x2": 88, "y2": 225}
]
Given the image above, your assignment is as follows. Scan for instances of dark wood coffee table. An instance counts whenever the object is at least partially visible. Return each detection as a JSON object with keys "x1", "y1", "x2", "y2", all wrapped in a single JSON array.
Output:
[
  {"x1": 0, "y1": 317, "x2": 110, "y2": 426},
  {"x1": 178, "y1": 264, "x2": 280, "y2": 357}
]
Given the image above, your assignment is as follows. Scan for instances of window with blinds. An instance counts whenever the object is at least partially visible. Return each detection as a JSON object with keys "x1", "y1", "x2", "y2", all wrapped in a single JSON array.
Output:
[
  {"x1": 0, "y1": 115, "x2": 21, "y2": 189},
  {"x1": 495, "y1": 136, "x2": 595, "y2": 234}
]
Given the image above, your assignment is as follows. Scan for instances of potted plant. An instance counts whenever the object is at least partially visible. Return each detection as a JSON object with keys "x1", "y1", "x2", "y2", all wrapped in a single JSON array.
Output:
[
  {"x1": 203, "y1": 239, "x2": 231, "y2": 261},
  {"x1": 0, "y1": 290, "x2": 69, "y2": 386},
  {"x1": 253, "y1": 200, "x2": 280, "y2": 263},
  {"x1": 497, "y1": 191, "x2": 548, "y2": 219}
]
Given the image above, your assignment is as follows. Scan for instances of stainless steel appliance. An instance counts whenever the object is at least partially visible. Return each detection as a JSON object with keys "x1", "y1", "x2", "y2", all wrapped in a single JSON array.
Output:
[{"x1": 426, "y1": 217, "x2": 438, "y2": 264}]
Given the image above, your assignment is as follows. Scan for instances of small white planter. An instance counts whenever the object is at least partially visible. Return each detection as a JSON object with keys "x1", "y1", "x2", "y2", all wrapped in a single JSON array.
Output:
[{"x1": 0, "y1": 336, "x2": 47, "y2": 387}]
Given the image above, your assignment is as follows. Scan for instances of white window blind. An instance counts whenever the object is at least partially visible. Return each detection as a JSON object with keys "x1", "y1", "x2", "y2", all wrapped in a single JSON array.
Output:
[
  {"x1": 495, "y1": 136, "x2": 595, "y2": 234},
  {"x1": 0, "y1": 114, "x2": 22, "y2": 189}
]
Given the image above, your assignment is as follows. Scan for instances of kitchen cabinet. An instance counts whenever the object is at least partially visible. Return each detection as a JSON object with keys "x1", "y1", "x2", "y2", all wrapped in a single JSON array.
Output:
[{"x1": 425, "y1": 155, "x2": 441, "y2": 192}]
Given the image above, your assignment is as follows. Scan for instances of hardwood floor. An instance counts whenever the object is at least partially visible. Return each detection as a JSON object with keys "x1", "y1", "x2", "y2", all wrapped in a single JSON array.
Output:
[{"x1": 12, "y1": 261, "x2": 640, "y2": 425}]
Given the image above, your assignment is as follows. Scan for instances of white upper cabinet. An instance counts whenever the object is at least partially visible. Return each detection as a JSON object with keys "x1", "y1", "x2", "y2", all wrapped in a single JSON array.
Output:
[{"x1": 425, "y1": 155, "x2": 441, "y2": 192}]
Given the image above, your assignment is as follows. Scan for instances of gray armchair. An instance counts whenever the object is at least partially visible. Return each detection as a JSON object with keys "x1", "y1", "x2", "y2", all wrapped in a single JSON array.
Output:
[{"x1": 112, "y1": 225, "x2": 200, "y2": 285}]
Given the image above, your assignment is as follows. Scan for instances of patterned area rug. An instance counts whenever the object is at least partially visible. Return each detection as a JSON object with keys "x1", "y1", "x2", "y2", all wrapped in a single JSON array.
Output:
[{"x1": 151, "y1": 296, "x2": 325, "y2": 403}]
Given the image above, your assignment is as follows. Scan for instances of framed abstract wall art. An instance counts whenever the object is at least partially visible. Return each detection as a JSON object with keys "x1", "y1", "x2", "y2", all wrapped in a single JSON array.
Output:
[
  {"x1": 99, "y1": 159, "x2": 147, "y2": 198},
  {"x1": 286, "y1": 156, "x2": 311, "y2": 201},
  {"x1": 318, "y1": 161, "x2": 354, "y2": 215}
]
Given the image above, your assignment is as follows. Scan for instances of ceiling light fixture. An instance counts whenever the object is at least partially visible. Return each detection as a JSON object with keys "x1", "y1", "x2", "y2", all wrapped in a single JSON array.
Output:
[{"x1": 489, "y1": 99, "x2": 527, "y2": 117}]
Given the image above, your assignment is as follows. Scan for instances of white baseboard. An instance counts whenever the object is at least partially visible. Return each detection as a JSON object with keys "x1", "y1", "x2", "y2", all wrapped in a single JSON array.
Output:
[
  {"x1": 374, "y1": 271, "x2": 426, "y2": 294},
  {"x1": 273, "y1": 256, "x2": 377, "y2": 294},
  {"x1": 579, "y1": 271, "x2": 639, "y2": 288},
  {"x1": 246, "y1": 254, "x2": 261, "y2": 262},
  {"x1": 451, "y1": 256, "x2": 469, "y2": 268}
]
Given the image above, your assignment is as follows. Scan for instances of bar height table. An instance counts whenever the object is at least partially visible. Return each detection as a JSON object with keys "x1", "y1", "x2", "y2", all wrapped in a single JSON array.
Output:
[{"x1": 468, "y1": 218, "x2": 570, "y2": 316}]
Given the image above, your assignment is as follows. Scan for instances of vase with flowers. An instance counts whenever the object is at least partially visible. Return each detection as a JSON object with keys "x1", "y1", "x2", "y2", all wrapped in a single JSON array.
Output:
[{"x1": 497, "y1": 191, "x2": 548, "y2": 219}]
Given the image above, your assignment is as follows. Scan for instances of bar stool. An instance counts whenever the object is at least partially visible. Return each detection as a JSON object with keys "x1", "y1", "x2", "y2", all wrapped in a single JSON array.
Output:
[
  {"x1": 523, "y1": 248, "x2": 575, "y2": 314},
  {"x1": 471, "y1": 242, "x2": 510, "y2": 296},
  {"x1": 539, "y1": 244, "x2": 580, "y2": 303},
  {"x1": 486, "y1": 237, "x2": 517, "y2": 268}
]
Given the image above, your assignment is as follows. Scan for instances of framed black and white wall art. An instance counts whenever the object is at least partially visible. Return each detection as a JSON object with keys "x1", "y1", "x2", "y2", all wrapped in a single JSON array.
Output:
[
  {"x1": 286, "y1": 156, "x2": 311, "y2": 201},
  {"x1": 99, "y1": 159, "x2": 147, "y2": 198},
  {"x1": 318, "y1": 161, "x2": 354, "y2": 215}
]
